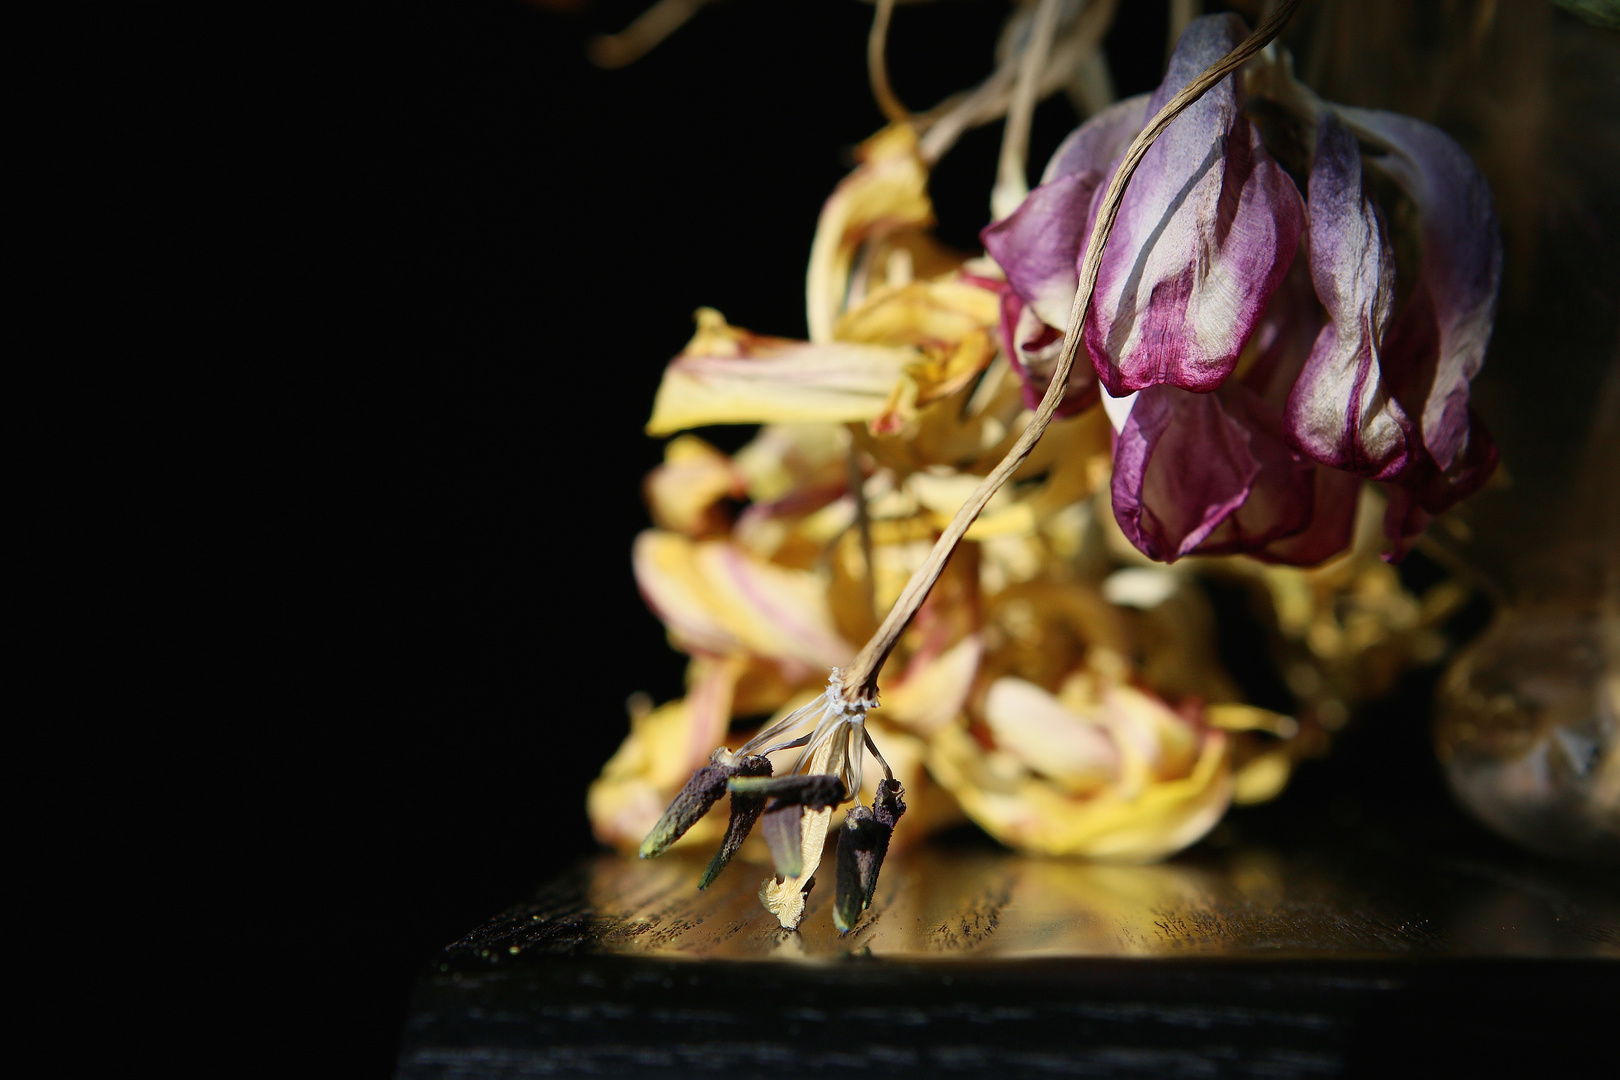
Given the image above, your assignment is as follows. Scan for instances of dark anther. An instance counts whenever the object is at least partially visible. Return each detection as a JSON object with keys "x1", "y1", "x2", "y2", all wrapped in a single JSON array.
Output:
[
  {"x1": 833, "y1": 778, "x2": 906, "y2": 933},
  {"x1": 698, "y1": 754, "x2": 773, "y2": 889},
  {"x1": 726, "y1": 773, "x2": 846, "y2": 807},
  {"x1": 640, "y1": 751, "x2": 770, "y2": 859}
]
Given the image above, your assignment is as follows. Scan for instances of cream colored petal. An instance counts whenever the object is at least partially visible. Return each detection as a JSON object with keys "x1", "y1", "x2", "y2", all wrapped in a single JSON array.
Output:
[
  {"x1": 632, "y1": 529, "x2": 743, "y2": 657},
  {"x1": 633, "y1": 531, "x2": 854, "y2": 669},
  {"x1": 691, "y1": 541, "x2": 854, "y2": 669},
  {"x1": 880, "y1": 634, "x2": 984, "y2": 737},
  {"x1": 983, "y1": 677, "x2": 1120, "y2": 795},
  {"x1": 759, "y1": 721, "x2": 842, "y2": 929},
  {"x1": 807, "y1": 124, "x2": 935, "y2": 344},
  {"x1": 1098, "y1": 683, "x2": 1200, "y2": 787},
  {"x1": 645, "y1": 434, "x2": 745, "y2": 536},
  {"x1": 585, "y1": 662, "x2": 742, "y2": 855},
  {"x1": 647, "y1": 340, "x2": 914, "y2": 435},
  {"x1": 928, "y1": 722, "x2": 1233, "y2": 862},
  {"x1": 733, "y1": 423, "x2": 849, "y2": 505}
]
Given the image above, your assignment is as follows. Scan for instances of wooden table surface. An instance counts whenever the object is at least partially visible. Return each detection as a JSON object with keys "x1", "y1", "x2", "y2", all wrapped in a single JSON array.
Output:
[{"x1": 397, "y1": 811, "x2": 1616, "y2": 1078}]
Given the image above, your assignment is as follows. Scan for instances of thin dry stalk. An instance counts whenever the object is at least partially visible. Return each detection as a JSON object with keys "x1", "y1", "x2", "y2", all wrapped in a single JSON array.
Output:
[
  {"x1": 587, "y1": 0, "x2": 717, "y2": 69},
  {"x1": 836, "y1": 0, "x2": 1306, "y2": 702},
  {"x1": 868, "y1": 0, "x2": 910, "y2": 124},
  {"x1": 991, "y1": 0, "x2": 1064, "y2": 220},
  {"x1": 916, "y1": 0, "x2": 1119, "y2": 166}
]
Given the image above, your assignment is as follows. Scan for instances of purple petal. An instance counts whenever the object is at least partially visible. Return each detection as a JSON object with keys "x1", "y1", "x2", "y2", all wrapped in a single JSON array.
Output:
[
  {"x1": 1286, "y1": 112, "x2": 1411, "y2": 479},
  {"x1": 1185, "y1": 389, "x2": 1321, "y2": 559},
  {"x1": 1382, "y1": 408, "x2": 1499, "y2": 558},
  {"x1": 1335, "y1": 107, "x2": 1501, "y2": 472},
  {"x1": 982, "y1": 171, "x2": 1099, "y2": 330},
  {"x1": 1112, "y1": 383, "x2": 1357, "y2": 566},
  {"x1": 1253, "y1": 466, "x2": 1361, "y2": 567},
  {"x1": 1085, "y1": 14, "x2": 1305, "y2": 396},
  {"x1": 997, "y1": 288, "x2": 1098, "y2": 417},
  {"x1": 1111, "y1": 384, "x2": 1259, "y2": 561},
  {"x1": 1040, "y1": 94, "x2": 1151, "y2": 185},
  {"x1": 982, "y1": 96, "x2": 1148, "y2": 331}
]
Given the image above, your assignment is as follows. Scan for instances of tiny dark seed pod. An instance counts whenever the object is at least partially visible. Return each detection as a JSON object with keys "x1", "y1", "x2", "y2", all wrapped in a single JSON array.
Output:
[
  {"x1": 698, "y1": 755, "x2": 772, "y2": 889},
  {"x1": 872, "y1": 777, "x2": 906, "y2": 831},
  {"x1": 832, "y1": 779, "x2": 906, "y2": 934},
  {"x1": 639, "y1": 762, "x2": 731, "y2": 858}
]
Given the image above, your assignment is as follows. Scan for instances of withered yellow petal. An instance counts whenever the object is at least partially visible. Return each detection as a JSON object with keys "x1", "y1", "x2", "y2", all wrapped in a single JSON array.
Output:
[
  {"x1": 646, "y1": 313, "x2": 913, "y2": 435},
  {"x1": 983, "y1": 677, "x2": 1119, "y2": 795},
  {"x1": 632, "y1": 530, "x2": 854, "y2": 669},
  {"x1": 880, "y1": 634, "x2": 983, "y2": 737},
  {"x1": 645, "y1": 434, "x2": 744, "y2": 537},
  {"x1": 806, "y1": 124, "x2": 935, "y2": 344}
]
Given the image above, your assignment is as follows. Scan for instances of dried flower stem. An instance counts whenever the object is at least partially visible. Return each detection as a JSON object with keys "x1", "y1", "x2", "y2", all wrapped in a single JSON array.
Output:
[
  {"x1": 836, "y1": 0, "x2": 1305, "y2": 704},
  {"x1": 916, "y1": 0, "x2": 1118, "y2": 166},
  {"x1": 991, "y1": 0, "x2": 1063, "y2": 221},
  {"x1": 868, "y1": 0, "x2": 910, "y2": 124},
  {"x1": 586, "y1": 0, "x2": 717, "y2": 69}
]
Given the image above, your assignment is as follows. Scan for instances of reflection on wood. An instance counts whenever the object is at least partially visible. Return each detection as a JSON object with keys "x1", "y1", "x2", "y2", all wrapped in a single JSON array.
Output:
[{"x1": 446, "y1": 839, "x2": 1617, "y2": 963}]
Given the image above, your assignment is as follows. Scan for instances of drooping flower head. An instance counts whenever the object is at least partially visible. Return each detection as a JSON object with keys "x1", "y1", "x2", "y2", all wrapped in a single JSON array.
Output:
[
  {"x1": 983, "y1": 14, "x2": 1501, "y2": 565},
  {"x1": 592, "y1": 2, "x2": 1499, "y2": 936}
]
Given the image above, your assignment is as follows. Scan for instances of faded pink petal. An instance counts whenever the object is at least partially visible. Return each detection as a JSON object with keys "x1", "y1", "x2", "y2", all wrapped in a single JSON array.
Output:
[
  {"x1": 1111, "y1": 385, "x2": 1259, "y2": 561},
  {"x1": 1381, "y1": 408, "x2": 1499, "y2": 559},
  {"x1": 983, "y1": 171, "x2": 1100, "y2": 330},
  {"x1": 997, "y1": 288, "x2": 1098, "y2": 417},
  {"x1": 982, "y1": 95, "x2": 1149, "y2": 331},
  {"x1": 1039, "y1": 94, "x2": 1151, "y2": 187},
  {"x1": 1112, "y1": 384, "x2": 1356, "y2": 566},
  {"x1": 1335, "y1": 107, "x2": 1501, "y2": 473},
  {"x1": 1085, "y1": 14, "x2": 1304, "y2": 396},
  {"x1": 1287, "y1": 113, "x2": 1410, "y2": 479}
]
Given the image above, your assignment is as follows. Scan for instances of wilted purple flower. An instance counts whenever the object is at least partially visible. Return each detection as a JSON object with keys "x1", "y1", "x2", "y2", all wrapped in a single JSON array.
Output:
[{"x1": 983, "y1": 13, "x2": 1501, "y2": 563}]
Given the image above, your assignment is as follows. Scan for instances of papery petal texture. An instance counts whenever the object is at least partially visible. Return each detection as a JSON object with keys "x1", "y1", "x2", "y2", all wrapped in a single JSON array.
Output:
[
  {"x1": 1287, "y1": 113, "x2": 1409, "y2": 478},
  {"x1": 1334, "y1": 107, "x2": 1501, "y2": 473},
  {"x1": 632, "y1": 530, "x2": 854, "y2": 668},
  {"x1": 981, "y1": 95, "x2": 1148, "y2": 331},
  {"x1": 998, "y1": 289, "x2": 1099, "y2": 417},
  {"x1": 1112, "y1": 382, "x2": 1357, "y2": 567},
  {"x1": 1040, "y1": 94, "x2": 1153, "y2": 188},
  {"x1": 806, "y1": 124, "x2": 934, "y2": 344},
  {"x1": 1084, "y1": 14, "x2": 1304, "y2": 396},
  {"x1": 646, "y1": 309, "x2": 910, "y2": 435},
  {"x1": 1111, "y1": 385, "x2": 1260, "y2": 561}
]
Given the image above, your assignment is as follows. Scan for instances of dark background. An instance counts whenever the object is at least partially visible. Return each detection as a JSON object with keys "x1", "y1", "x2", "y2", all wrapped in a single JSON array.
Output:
[
  {"x1": 193, "y1": 3, "x2": 1176, "y2": 1073},
  {"x1": 42, "y1": 1, "x2": 1484, "y2": 1076}
]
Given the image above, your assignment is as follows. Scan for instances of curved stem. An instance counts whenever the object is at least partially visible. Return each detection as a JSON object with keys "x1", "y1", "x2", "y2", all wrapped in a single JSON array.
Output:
[
  {"x1": 868, "y1": 0, "x2": 910, "y2": 124},
  {"x1": 586, "y1": 0, "x2": 716, "y2": 69},
  {"x1": 837, "y1": 0, "x2": 1306, "y2": 702},
  {"x1": 991, "y1": 0, "x2": 1063, "y2": 221}
]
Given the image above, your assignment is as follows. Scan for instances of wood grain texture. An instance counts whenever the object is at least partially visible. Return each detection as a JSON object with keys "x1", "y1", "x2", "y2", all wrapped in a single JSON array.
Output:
[{"x1": 398, "y1": 827, "x2": 1616, "y2": 1077}]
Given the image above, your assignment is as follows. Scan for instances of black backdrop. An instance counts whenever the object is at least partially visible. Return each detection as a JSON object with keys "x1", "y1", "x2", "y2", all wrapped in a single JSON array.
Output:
[
  {"x1": 42, "y1": 1, "x2": 1231, "y2": 1075},
  {"x1": 233, "y1": 3, "x2": 1180, "y2": 1073}
]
